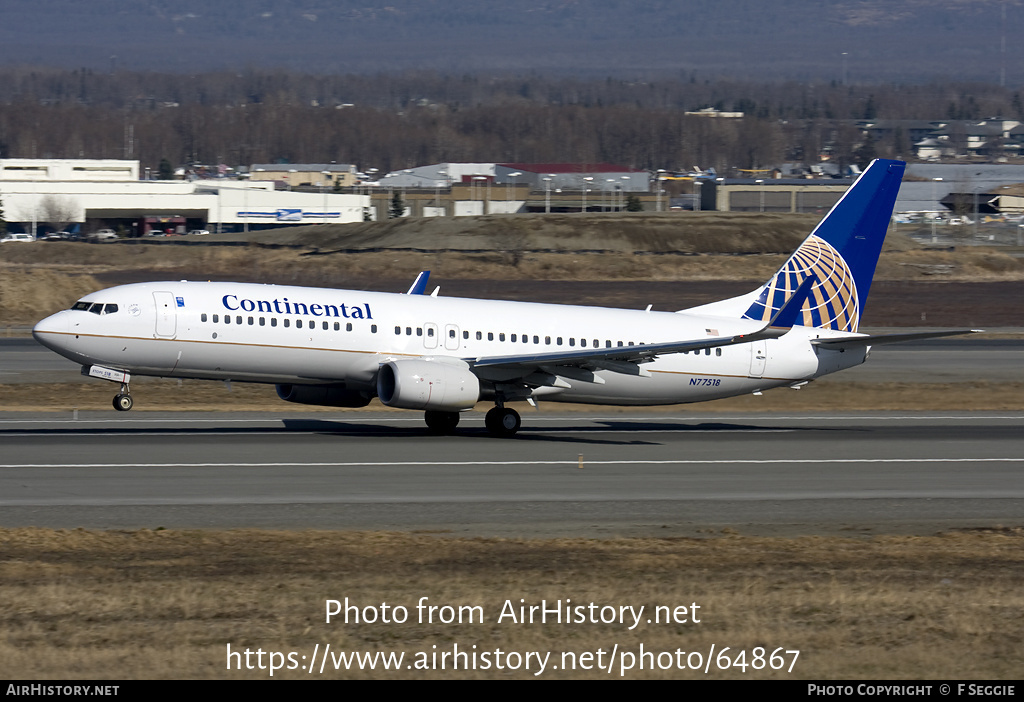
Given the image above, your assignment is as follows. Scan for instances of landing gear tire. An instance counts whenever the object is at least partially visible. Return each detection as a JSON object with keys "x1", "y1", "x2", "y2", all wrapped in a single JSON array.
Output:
[
  {"x1": 113, "y1": 394, "x2": 133, "y2": 412},
  {"x1": 485, "y1": 407, "x2": 521, "y2": 437},
  {"x1": 424, "y1": 410, "x2": 460, "y2": 434}
]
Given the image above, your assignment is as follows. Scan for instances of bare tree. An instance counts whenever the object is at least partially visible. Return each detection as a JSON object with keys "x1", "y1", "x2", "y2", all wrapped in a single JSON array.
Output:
[{"x1": 38, "y1": 194, "x2": 80, "y2": 231}]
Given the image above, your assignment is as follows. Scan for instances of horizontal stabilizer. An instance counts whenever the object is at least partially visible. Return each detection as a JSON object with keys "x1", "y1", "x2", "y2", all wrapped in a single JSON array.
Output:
[{"x1": 812, "y1": 329, "x2": 982, "y2": 350}]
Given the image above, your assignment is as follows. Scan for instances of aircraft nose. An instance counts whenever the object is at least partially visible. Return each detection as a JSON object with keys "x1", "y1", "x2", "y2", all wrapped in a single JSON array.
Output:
[{"x1": 33, "y1": 311, "x2": 69, "y2": 347}]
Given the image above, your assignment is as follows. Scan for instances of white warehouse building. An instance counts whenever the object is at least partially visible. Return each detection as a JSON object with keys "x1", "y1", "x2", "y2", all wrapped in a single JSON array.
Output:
[{"x1": 0, "y1": 159, "x2": 369, "y2": 236}]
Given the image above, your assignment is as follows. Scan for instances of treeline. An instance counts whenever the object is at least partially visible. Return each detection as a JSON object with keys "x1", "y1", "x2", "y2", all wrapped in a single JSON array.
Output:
[{"x1": 1, "y1": 69, "x2": 1022, "y2": 174}]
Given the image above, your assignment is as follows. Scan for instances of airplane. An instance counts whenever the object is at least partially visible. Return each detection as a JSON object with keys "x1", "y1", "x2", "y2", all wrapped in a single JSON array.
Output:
[{"x1": 32, "y1": 159, "x2": 976, "y2": 437}]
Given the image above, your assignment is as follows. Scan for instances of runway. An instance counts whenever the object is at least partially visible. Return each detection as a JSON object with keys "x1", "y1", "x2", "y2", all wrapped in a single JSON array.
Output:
[{"x1": 1, "y1": 411, "x2": 1021, "y2": 536}]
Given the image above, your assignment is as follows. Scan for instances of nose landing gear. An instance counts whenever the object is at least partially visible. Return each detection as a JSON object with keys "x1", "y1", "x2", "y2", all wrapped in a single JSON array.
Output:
[{"x1": 113, "y1": 383, "x2": 133, "y2": 412}]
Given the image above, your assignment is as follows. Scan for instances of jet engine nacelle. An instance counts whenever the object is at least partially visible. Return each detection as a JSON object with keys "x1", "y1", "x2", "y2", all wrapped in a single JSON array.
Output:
[
  {"x1": 276, "y1": 383, "x2": 372, "y2": 408},
  {"x1": 376, "y1": 359, "x2": 480, "y2": 411}
]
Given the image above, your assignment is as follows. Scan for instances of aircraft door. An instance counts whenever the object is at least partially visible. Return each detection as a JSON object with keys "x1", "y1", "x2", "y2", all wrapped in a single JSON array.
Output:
[
  {"x1": 423, "y1": 323, "x2": 439, "y2": 349},
  {"x1": 444, "y1": 324, "x2": 460, "y2": 351},
  {"x1": 153, "y1": 291, "x2": 177, "y2": 338},
  {"x1": 748, "y1": 341, "x2": 767, "y2": 378}
]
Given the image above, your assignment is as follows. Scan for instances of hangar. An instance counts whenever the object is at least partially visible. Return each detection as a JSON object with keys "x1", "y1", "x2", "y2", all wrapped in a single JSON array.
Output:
[{"x1": 0, "y1": 158, "x2": 369, "y2": 237}]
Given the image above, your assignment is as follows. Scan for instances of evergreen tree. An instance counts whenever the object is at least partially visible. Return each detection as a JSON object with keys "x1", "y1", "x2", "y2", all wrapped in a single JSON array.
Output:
[
  {"x1": 158, "y1": 158, "x2": 174, "y2": 180},
  {"x1": 389, "y1": 191, "x2": 405, "y2": 218},
  {"x1": 625, "y1": 194, "x2": 643, "y2": 212}
]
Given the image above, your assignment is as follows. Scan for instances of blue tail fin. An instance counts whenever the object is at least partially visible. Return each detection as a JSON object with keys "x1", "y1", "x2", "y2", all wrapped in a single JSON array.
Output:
[{"x1": 742, "y1": 159, "x2": 905, "y2": 332}]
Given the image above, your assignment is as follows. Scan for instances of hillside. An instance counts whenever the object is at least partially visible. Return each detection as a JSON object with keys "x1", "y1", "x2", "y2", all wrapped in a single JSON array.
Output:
[{"x1": 1, "y1": 0, "x2": 1021, "y2": 81}]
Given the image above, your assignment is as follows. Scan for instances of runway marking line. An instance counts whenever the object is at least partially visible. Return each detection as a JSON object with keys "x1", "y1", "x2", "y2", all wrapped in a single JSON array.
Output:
[{"x1": 2, "y1": 458, "x2": 1023, "y2": 469}]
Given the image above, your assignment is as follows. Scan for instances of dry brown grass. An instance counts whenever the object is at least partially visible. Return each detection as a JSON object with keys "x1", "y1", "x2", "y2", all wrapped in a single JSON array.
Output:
[{"x1": 0, "y1": 528, "x2": 1020, "y2": 679}]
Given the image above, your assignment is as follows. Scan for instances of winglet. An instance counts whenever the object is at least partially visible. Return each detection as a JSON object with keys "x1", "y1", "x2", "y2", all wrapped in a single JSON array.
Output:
[
  {"x1": 768, "y1": 274, "x2": 816, "y2": 331},
  {"x1": 406, "y1": 271, "x2": 430, "y2": 295}
]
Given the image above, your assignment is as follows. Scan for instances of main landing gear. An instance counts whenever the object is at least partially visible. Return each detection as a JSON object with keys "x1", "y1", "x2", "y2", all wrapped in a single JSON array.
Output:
[
  {"x1": 424, "y1": 410, "x2": 460, "y2": 434},
  {"x1": 113, "y1": 383, "x2": 133, "y2": 412},
  {"x1": 484, "y1": 406, "x2": 521, "y2": 438},
  {"x1": 422, "y1": 406, "x2": 522, "y2": 437}
]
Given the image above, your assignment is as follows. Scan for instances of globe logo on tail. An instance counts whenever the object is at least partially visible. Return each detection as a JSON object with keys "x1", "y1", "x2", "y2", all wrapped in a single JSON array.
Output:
[{"x1": 743, "y1": 234, "x2": 860, "y2": 332}]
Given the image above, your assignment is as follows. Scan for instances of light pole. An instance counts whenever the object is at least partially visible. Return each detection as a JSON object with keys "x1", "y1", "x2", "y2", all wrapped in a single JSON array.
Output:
[
  {"x1": 321, "y1": 170, "x2": 331, "y2": 224},
  {"x1": 543, "y1": 177, "x2": 553, "y2": 213},
  {"x1": 756, "y1": 179, "x2": 765, "y2": 212},
  {"x1": 931, "y1": 177, "x2": 943, "y2": 243},
  {"x1": 436, "y1": 169, "x2": 447, "y2": 216},
  {"x1": 620, "y1": 176, "x2": 630, "y2": 210},
  {"x1": 242, "y1": 173, "x2": 251, "y2": 233},
  {"x1": 506, "y1": 171, "x2": 521, "y2": 209},
  {"x1": 582, "y1": 176, "x2": 593, "y2": 213},
  {"x1": 655, "y1": 170, "x2": 666, "y2": 212},
  {"x1": 694, "y1": 180, "x2": 704, "y2": 212},
  {"x1": 473, "y1": 176, "x2": 487, "y2": 214}
]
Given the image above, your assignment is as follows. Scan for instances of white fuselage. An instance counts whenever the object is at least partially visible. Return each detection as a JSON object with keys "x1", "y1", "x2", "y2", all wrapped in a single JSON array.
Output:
[{"x1": 32, "y1": 281, "x2": 866, "y2": 406}]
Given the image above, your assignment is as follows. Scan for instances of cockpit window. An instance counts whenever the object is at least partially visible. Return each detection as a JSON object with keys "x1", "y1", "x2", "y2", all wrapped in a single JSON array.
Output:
[{"x1": 70, "y1": 301, "x2": 118, "y2": 315}]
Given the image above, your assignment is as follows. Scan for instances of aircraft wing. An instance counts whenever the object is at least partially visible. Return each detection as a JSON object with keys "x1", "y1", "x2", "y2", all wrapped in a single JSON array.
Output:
[
  {"x1": 811, "y1": 329, "x2": 982, "y2": 350},
  {"x1": 469, "y1": 324, "x2": 778, "y2": 372},
  {"x1": 469, "y1": 275, "x2": 817, "y2": 378}
]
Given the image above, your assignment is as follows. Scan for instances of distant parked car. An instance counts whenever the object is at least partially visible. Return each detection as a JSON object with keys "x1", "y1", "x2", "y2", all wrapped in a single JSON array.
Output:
[
  {"x1": 0, "y1": 233, "x2": 34, "y2": 243},
  {"x1": 91, "y1": 229, "x2": 118, "y2": 240},
  {"x1": 187, "y1": 229, "x2": 211, "y2": 236}
]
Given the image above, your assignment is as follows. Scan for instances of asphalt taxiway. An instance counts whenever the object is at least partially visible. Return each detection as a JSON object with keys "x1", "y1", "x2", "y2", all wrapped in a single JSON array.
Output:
[{"x1": 0, "y1": 411, "x2": 1021, "y2": 536}]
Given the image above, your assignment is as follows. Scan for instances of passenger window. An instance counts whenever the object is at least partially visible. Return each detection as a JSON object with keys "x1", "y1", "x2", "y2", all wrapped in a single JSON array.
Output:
[
  {"x1": 463, "y1": 331, "x2": 469, "y2": 339},
  {"x1": 259, "y1": 317, "x2": 266, "y2": 326},
  {"x1": 716, "y1": 348, "x2": 722, "y2": 356},
  {"x1": 284, "y1": 319, "x2": 290, "y2": 328},
  {"x1": 487, "y1": 332, "x2": 494, "y2": 341},
  {"x1": 511, "y1": 334, "x2": 517, "y2": 342},
  {"x1": 580, "y1": 338, "x2": 586, "y2": 347},
  {"x1": 617, "y1": 341, "x2": 623, "y2": 347},
  {"x1": 557, "y1": 337, "x2": 563, "y2": 345},
  {"x1": 334, "y1": 322, "x2": 340, "y2": 331},
  {"x1": 427, "y1": 328, "x2": 434, "y2": 337},
  {"x1": 476, "y1": 331, "x2": 482, "y2": 340},
  {"x1": 545, "y1": 336, "x2": 551, "y2": 345},
  {"x1": 323, "y1": 321, "x2": 329, "y2": 330},
  {"x1": 371, "y1": 325, "x2": 377, "y2": 333},
  {"x1": 201, "y1": 313, "x2": 208, "y2": 322},
  {"x1": 236, "y1": 316, "x2": 242, "y2": 325},
  {"x1": 213, "y1": 314, "x2": 219, "y2": 323},
  {"x1": 499, "y1": 333, "x2": 505, "y2": 341},
  {"x1": 406, "y1": 327, "x2": 412, "y2": 335},
  {"x1": 395, "y1": 326, "x2": 401, "y2": 335},
  {"x1": 417, "y1": 328, "x2": 422, "y2": 336},
  {"x1": 225, "y1": 316, "x2": 231, "y2": 325},
  {"x1": 271, "y1": 318, "x2": 277, "y2": 327},
  {"x1": 705, "y1": 348, "x2": 711, "y2": 355},
  {"x1": 248, "y1": 316, "x2": 254, "y2": 325},
  {"x1": 296, "y1": 319, "x2": 303, "y2": 329},
  {"x1": 569, "y1": 338, "x2": 576, "y2": 346},
  {"x1": 347, "y1": 323, "x2": 353, "y2": 331},
  {"x1": 533, "y1": 335, "x2": 539, "y2": 344}
]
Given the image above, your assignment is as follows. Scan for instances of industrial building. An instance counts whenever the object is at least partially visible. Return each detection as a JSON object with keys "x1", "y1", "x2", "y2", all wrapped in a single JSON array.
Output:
[{"x1": 0, "y1": 159, "x2": 369, "y2": 236}]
